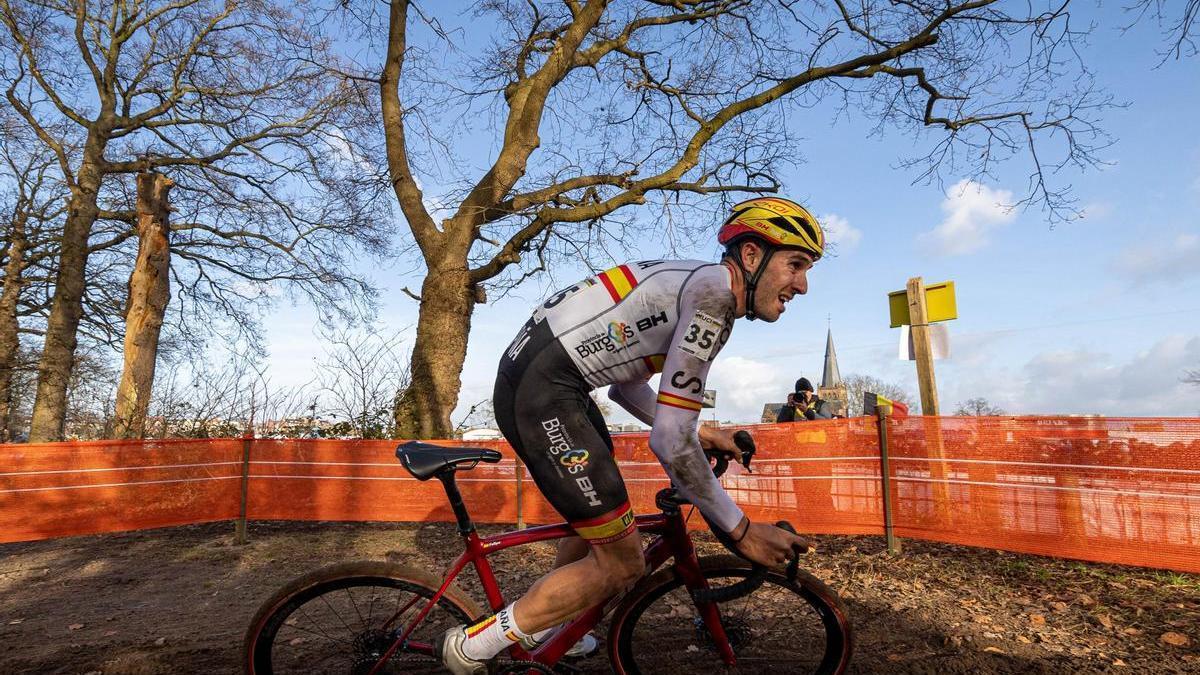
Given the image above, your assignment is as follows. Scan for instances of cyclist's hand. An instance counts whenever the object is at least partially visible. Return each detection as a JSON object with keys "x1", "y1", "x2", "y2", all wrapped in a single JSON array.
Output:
[
  {"x1": 735, "y1": 520, "x2": 813, "y2": 567},
  {"x1": 698, "y1": 426, "x2": 740, "y2": 460}
]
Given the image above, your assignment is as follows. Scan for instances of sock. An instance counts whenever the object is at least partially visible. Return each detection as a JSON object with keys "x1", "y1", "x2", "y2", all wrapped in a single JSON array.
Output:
[
  {"x1": 528, "y1": 625, "x2": 555, "y2": 645},
  {"x1": 461, "y1": 604, "x2": 533, "y2": 661}
]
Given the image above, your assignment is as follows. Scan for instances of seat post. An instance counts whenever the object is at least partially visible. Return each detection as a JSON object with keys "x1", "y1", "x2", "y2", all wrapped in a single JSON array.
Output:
[{"x1": 437, "y1": 472, "x2": 474, "y2": 535}]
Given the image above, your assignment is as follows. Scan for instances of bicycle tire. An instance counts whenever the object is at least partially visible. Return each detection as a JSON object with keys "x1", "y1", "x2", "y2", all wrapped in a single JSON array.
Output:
[
  {"x1": 608, "y1": 555, "x2": 852, "y2": 675},
  {"x1": 244, "y1": 561, "x2": 483, "y2": 674}
]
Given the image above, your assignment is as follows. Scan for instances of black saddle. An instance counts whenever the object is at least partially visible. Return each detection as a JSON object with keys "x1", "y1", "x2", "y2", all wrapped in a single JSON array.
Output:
[{"x1": 395, "y1": 441, "x2": 502, "y2": 481}]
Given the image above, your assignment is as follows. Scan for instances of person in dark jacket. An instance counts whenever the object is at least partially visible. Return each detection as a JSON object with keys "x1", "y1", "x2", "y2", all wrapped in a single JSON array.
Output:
[{"x1": 776, "y1": 377, "x2": 832, "y2": 422}]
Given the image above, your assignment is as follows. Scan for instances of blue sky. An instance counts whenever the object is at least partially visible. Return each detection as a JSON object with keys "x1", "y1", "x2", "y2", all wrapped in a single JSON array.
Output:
[{"x1": 259, "y1": 4, "x2": 1199, "y2": 424}]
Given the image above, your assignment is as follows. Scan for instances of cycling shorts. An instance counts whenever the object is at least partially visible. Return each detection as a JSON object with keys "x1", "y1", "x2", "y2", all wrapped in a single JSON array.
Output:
[{"x1": 493, "y1": 318, "x2": 636, "y2": 545}]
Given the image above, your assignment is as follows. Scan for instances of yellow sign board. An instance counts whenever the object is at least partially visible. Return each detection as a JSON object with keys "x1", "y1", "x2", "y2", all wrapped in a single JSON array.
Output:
[{"x1": 888, "y1": 280, "x2": 957, "y2": 328}]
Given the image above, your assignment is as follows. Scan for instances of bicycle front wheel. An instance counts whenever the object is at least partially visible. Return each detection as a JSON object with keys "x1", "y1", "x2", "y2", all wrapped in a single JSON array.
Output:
[
  {"x1": 244, "y1": 561, "x2": 482, "y2": 674},
  {"x1": 608, "y1": 554, "x2": 852, "y2": 674}
]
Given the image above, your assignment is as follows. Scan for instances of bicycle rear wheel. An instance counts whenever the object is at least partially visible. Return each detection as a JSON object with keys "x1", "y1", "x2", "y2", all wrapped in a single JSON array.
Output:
[
  {"x1": 608, "y1": 555, "x2": 852, "y2": 674},
  {"x1": 244, "y1": 561, "x2": 482, "y2": 674}
]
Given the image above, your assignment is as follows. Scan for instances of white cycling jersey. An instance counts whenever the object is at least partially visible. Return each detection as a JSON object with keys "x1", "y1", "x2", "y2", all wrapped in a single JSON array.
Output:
[{"x1": 515, "y1": 259, "x2": 745, "y2": 533}]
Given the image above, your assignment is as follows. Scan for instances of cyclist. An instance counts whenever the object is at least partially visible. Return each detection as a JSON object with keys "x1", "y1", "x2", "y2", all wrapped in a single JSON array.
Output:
[{"x1": 439, "y1": 197, "x2": 823, "y2": 674}]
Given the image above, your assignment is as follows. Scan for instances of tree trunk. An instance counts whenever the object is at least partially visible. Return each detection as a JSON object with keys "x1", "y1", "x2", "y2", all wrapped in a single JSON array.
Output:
[
  {"x1": 0, "y1": 209, "x2": 28, "y2": 442},
  {"x1": 28, "y1": 154, "x2": 103, "y2": 442},
  {"x1": 112, "y1": 173, "x2": 173, "y2": 439},
  {"x1": 393, "y1": 262, "x2": 476, "y2": 439}
]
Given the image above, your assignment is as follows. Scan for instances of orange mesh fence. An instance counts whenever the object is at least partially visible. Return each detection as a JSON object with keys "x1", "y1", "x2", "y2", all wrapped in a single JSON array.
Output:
[
  {"x1": 1, "y1": 416, "x2": 1198, "y2": 573},
  {"x1": 881, "y1": 416, "x2": 1200, "y2": 573},
  {"x1": 0, "y1": 438, "x2": 244, "y2": 542}
]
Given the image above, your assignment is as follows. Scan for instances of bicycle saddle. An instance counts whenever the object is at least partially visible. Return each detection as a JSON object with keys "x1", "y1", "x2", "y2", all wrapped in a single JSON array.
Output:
[{"x1": 395, "y1": 441, "x2": 502, "y2": 480}]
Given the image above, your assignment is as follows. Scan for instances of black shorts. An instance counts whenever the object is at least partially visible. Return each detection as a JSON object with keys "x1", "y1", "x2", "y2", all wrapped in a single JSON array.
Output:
[{"x1": 493, "y1": 319, "x2": 635, "y2": 544}]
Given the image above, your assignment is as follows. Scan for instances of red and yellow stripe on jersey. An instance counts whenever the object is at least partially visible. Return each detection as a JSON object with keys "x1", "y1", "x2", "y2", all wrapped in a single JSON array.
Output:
[
  {"x1": 571, "y1": 502, "x2": 636, "y2": 544},
  {"x1": 598, "y1": 264, "x2": 638, "y2": 303},
  {"x1": 657, "y1": 391, "x2": 703, "y2": 412},
  {"x1": 641, "y1": 354, "x2": 666, "y2": 374}
]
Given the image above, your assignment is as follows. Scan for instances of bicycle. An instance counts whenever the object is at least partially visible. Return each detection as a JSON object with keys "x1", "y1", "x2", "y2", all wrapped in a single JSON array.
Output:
[{"x1": 243, "y1": 432, "x2": 853, "y2": 674}]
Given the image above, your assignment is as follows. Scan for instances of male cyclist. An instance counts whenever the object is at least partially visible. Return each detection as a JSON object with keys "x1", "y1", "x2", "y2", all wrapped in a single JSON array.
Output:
[{"x1": 439, "y1": 197, "x2": 824, "y2": 674}]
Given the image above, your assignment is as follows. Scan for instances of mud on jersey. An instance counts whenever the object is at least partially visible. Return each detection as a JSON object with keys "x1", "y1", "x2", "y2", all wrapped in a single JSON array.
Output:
[{"x1": 505, "y1": 259, "x2": 745, "y2": 533}]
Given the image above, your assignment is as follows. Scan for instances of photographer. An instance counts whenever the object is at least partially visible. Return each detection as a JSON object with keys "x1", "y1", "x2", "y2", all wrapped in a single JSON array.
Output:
[{"x1": 776, "y1": 378, "x2": 832, "y2": 422}]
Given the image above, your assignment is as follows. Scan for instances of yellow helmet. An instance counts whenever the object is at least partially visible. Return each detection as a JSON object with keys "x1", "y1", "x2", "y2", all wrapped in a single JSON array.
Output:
[{"x1": 718, "y1": 197, "x2": 824, "y2": 260}]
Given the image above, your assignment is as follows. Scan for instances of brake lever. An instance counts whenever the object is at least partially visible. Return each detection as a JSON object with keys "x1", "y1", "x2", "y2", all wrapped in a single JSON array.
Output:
[
  {"x1": 733, "y1": 430, "x2": 756, "y2": 474},
  {"x1": 775, "y1": 520, "x2": 802, "y2": 583}
]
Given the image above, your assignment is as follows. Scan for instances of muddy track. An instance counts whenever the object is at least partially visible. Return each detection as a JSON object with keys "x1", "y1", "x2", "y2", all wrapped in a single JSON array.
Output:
[{"x1": 0, "y1": 521, "x2": 1196, "y2": 673}]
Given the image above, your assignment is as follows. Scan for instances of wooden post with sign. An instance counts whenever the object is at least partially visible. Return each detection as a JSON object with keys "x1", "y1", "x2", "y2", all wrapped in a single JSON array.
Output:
[
  {"x1": 889, "y1": 277, "x2": 955, "y2": 525},
  {"x1": 906, "y1": 277, "x2": 939, "y2": 416}
]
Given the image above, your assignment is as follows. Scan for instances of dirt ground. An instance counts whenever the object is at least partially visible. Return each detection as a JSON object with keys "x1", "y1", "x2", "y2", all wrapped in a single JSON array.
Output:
[{"x1": 0, "y1": 520, "x2": 1197, "y2": 674}]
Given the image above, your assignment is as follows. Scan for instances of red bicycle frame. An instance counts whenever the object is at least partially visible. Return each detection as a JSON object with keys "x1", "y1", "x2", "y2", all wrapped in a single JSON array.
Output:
[{"x1": 366, "y1": 501, "x2": 739, "y2": 673}]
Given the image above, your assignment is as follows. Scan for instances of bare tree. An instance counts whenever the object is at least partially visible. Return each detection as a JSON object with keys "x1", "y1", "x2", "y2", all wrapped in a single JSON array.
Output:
[
  {"x1": 355, "y1": 0, "x2": 1118, "y2": 438},
  {"x1": 842, "y1": 374, "x2": 914, "y2": 417},
  {"x1": 147, "y1": 346, "x2": 313, "y2": 438},
  {"x1": 1, "y1": 0, "x2": 388, "y2": 441},
  {"x1": 955, "y1": 397, "x2": 1006, "y2": 416},
  {"x1": 1184, "y1": 369, "x2": 1199, "y2": 386},
  {"x1": 0, "y1": 114, "x2": 68, "y2": 441},
  {"x1": 314, "y1": 326, "x2": 410, "y2": 439},
  {"x1": 61, "y1": 346, "x2": 119, "y2": 439},
  {"x1": 112, "y1": 173, "x2": 172, "y2": 438},
  {"x1": 454, "y1": 398, "x2": 497, "y2": 435},
  {"x1": 1126, "y1": 0, "x2": 1199, "y2": 61}
]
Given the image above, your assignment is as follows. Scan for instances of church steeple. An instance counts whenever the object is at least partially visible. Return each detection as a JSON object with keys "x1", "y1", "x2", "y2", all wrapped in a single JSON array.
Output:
[{"x1": 821, "y1": 327, "x2": 842, "y2": 388}]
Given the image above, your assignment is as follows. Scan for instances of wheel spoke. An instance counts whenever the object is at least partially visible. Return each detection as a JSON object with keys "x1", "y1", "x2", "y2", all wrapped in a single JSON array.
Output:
[
  {"x1": 248, "y1": 568, "x2": 474, "y2": 674},
  {"x1": 613, "y1": 561, "x2": 850, "y2": 674}
]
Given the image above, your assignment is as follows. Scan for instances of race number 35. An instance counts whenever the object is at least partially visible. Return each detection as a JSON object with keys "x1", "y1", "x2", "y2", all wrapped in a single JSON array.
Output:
[{"x1": 677, "y1": 310, "x2": 723, "y2": 361}]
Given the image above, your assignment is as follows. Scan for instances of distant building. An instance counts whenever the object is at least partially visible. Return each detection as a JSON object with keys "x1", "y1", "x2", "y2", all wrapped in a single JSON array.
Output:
[
  {"x1": 462, "y1": 427, "x2": 504, "y2": 441},
  {"x1": 761, "y1": 403, "x2": 785, "y2": 423},
  {"x1": 762, "y1": 327, "x2": 848, "y2": 420},
  {"x1": 817, "y1": 328, "x2": 848, "y2": 417}
]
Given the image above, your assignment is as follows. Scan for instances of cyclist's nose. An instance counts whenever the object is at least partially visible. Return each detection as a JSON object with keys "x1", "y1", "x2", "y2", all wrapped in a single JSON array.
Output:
[{"x1": 792, "y1": 270, "x2": 808, "y2": 296}]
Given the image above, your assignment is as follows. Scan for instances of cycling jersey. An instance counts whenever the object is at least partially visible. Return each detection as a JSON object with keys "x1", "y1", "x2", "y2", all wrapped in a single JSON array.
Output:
[{"x1": 493, "y1": 260, "x2": 744, "y2": 541}]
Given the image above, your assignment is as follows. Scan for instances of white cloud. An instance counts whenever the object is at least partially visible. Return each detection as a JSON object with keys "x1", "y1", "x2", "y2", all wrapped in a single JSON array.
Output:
[
  {"x1": 706, "y1": 355, "x2": 792, "y2": 421},
  {"x1": 1078, "y1": 202, "x2": 1113, "y2": 220},
  {"x1": 919, "y1": 179, "x2": 1017, "y2": 256},
  {"x1": 944, "y1": 335, "x2": 1200, "y2": 416},
  {"x1": 1112, "y1": 233, "x2": 1200, "y2": 286},
  {"x1": 819, "y1": 213, "x2": 862, "y2": 253}
]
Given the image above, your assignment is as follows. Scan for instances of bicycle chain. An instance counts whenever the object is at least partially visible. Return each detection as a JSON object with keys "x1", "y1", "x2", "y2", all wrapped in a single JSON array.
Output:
[{"x1": 494, "y1": 659, "x2": 556, "y2": 674}]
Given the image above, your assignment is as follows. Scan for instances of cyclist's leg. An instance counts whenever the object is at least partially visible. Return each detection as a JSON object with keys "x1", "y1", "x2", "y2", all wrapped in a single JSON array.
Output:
[
  {"x1": 467, "y1": 324, "x2": 642, "y2": 661},
  {"x1": 548, "y1": 395, "x2": 618, "y2": 570},
  {"x1": 496, "y1": 385, "x2": 641, "y2": 632}
]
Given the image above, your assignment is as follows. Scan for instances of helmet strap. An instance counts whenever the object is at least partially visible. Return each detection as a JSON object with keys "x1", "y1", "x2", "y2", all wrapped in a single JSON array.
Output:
[{"x1": 732, "y1": 241, "x2": 776, "y2": 321}]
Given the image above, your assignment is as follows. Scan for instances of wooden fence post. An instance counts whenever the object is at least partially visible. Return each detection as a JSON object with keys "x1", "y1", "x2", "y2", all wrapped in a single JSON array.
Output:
[
  {"x1": 876, "y1": 408, "x2": 901, "y2": 554},
  {"x1": 235, "y1": 431, "x2": 253, "y2": 545},
  {"x1": 908, "y1": 277, "x2": 952, "y2": 526}
]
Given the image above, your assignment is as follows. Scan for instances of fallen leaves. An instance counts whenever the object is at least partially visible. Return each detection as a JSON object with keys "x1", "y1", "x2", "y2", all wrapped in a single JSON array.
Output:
[{"x1": 1160, "y1": 632, "x2": 1191, "y2": 648}]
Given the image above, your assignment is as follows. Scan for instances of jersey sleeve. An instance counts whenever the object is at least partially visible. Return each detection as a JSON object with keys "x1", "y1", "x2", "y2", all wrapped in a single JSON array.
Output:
[
  {"x1": 646, "y1": 271, "x2": 743, "y2": 534},
  {"x1": 608, "y1": 381, "x2": 657, "y2": 426}
]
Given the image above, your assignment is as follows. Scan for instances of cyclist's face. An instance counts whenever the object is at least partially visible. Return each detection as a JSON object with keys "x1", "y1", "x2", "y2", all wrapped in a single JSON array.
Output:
[{"x1": 753, "y1": 249, "x2": 813, "y2": 322}]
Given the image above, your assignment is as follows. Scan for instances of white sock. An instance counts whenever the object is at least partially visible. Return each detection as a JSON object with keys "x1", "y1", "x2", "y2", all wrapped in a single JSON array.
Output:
[
  {"x1": 461, "y1": 604, "x2": 532, "y2": 661},
  {"x1": 528, "y1": 625, "x2": 555, "y2": 645}
]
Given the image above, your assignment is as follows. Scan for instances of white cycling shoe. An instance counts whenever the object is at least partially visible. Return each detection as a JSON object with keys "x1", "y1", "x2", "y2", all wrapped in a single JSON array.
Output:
[
  {"x1": 520, "y1": 631, "x2": 600, "y2": 658},
  {"x1": 437, "y1": 625, "x2": 490, "y2": 675}
]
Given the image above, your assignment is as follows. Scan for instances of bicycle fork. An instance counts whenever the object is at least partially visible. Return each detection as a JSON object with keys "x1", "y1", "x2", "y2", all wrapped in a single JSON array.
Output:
[{"x1": 661, "y1": 513, "x2": 739, "y2": 665}]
